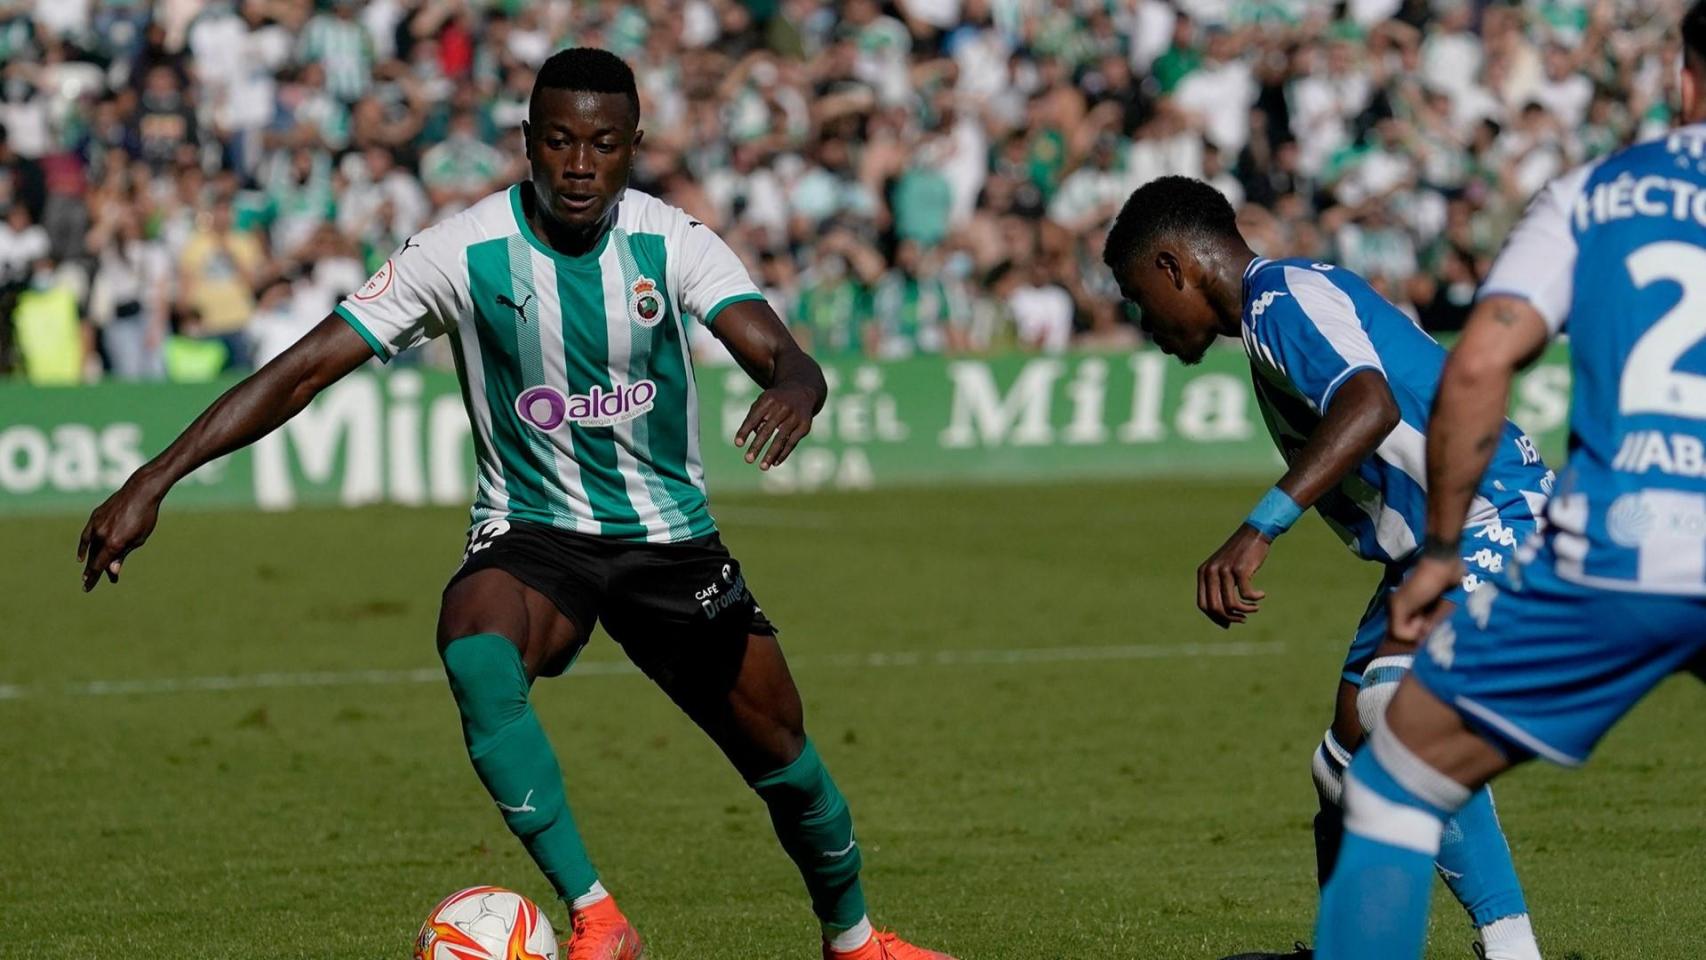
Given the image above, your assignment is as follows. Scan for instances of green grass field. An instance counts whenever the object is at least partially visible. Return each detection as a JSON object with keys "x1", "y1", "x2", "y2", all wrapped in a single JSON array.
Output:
[{"x1": 3, "y1": 479, "x2": 1701, "y2": 959}]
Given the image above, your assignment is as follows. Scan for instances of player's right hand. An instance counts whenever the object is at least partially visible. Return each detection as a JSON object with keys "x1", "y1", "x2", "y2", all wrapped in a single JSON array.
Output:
[
  {"x1": 1388, "y1": 555, "x2": 1463, "y2": 645},
  {"x1": 78, "y1": 477, "x2": 165, "y2": 592},
  {"x1": 734, "y1": 381, "x2": 816, "y2": 471},
  {"x1": 1196, "y1": 524, "x2": 1271, "y2": 629}
]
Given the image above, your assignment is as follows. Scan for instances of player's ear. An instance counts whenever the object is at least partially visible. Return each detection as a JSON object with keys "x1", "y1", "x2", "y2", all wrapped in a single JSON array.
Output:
[
  {"x1": 520, "y1": 120, "x2": 532, "y2": 155},
  {"x1": 1155, "y1": 250, "x2": 1184, "y2": 290}
]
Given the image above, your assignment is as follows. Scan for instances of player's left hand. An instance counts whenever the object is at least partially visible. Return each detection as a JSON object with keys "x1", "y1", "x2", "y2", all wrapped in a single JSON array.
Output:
[
  {"x1": 735, "y1": 382, "x2": 815, "y2": 470},
  {"x1": 1389, "y1": 555, "x2": 1463, "y2": 645},
  {"x1": 77, "y1": 473, "x2": 165, "y2": 592},
  {"x1": 1196, "y1": 524, "x2": 1271, "y2": 629}
]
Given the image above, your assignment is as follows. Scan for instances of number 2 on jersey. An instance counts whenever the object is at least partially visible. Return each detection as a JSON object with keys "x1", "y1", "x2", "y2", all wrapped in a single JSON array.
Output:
[{"x1": 1621, "y1": 241, "x2": 1706, "y2": 419}]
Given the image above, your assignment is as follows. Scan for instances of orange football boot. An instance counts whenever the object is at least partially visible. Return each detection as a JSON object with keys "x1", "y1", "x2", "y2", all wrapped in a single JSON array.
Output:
[
  {"x1": 561, "y1": 897, "x2": 645, "y2": 960},
  {"x1": 823, "y1": 929, "x2": 958, "y2": 960}
]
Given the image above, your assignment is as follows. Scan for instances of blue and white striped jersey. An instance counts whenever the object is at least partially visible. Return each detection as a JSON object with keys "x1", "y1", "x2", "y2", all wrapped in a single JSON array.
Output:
[
  {"x1": 1479, "y1": 123, "x2": 1706, "y2": 595},
  {"x1": 1240, "y1": 257, "x2": 1554, "y2": 565}
]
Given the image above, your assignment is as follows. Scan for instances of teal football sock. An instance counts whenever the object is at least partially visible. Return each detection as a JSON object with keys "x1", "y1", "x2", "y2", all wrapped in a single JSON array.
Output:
[
  {"x1": 750, "y1": 738, "x2": 869, "y2": 932},
  {"x1": 442, "y1": 633, "x2": 601, "y2": 905}
]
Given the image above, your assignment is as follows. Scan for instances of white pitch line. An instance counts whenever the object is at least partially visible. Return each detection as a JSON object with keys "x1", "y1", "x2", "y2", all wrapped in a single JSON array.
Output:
[{"x1": 0, "y1": 641, "x2": 1281, "y2": 702}]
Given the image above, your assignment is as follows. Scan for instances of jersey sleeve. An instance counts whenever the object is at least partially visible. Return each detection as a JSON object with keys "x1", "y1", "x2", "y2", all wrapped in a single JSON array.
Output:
[
  {"x1": 1478, "y1": 164, "x2": 1590, "y2": 336},
  {"x1": 671, "y1": 216, "x2": 765, "y2": 327},
  {"x1": 334, "y1": 222, "x2": 467, "y2": 361},
  {"x1": 1248, "y1": 266, "x2": 1386, "y2": 413}
]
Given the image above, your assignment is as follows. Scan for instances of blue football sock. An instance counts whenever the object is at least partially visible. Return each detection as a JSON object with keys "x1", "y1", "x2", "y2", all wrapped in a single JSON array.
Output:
[
  {"x1": 1356, "y1": 656, "x2": 1530, "y2": 936},
  {"x1": 1316, "y1": 727, "x2": 1469, "y2": 960},
  {"x1": 1435, "y1": 785, "x2": 1529, "y2": 927}
]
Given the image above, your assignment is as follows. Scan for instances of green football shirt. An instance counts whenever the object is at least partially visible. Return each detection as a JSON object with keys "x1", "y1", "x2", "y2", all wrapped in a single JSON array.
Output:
[{"x1": 336, "y1": 185, "x2": 766, "y2": 543}]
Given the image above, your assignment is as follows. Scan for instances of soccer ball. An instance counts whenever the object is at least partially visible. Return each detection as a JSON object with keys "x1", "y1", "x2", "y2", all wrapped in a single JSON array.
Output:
[{"x1": 414, "y1": 886, "x2": 558, "y2": 960}]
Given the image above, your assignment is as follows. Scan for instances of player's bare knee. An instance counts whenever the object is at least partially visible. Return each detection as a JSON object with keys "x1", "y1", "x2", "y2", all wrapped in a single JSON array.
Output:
[
  {"x1": 1329, "y1": 679, "x2": 1364, "y2": 752},
  {"x1": 735, "y1": 693, "x2": 807, "y2": 771},
  {"x1": 736, "y1": 632, "x2": 807, "y2": 759},
  {"x1": 439, "y1": 571, "x2": 523, "y2": 650},
  {"x1": 773, "y1": 721, "x2": 807, "y2": 765}
]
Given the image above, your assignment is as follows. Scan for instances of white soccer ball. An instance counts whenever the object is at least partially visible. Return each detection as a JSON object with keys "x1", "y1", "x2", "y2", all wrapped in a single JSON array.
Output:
[{"x1": 414, "y1": 886, "x2": 558, "y2": 960}]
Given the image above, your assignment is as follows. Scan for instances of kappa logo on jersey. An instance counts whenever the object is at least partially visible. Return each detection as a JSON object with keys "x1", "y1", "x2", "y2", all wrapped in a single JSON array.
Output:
[
  {"x1": 1472, "y1": 518, "x2": 1520, "y2": 549},
  {"x1": 1249, "y1": 290, "x2": 1288, "y2": 318},
  {"x1": 630, "y1": 276, "x2": 663, "y2": 327},
  {"x1": 353, "y1": 259, "x2": 394, "y2": 301},
  {"x1": 1427, "y1": 620, "x2": 1457, "y2": 670},
  {"x1": 515, "y1": 380, "x2": 657, "y2": 431},
  {"x1": 1466, "y1": 580, "x2": 1498, "y2": 629}
]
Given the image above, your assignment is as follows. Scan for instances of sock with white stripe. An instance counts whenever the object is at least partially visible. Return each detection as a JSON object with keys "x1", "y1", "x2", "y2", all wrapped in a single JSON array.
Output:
[
  {"x1": 825, "y1": 917, "x2": 875, "y2": 953},
  {"x1": 1310, "y1": 729, "x2": 1352, "y2": 886},
  {"x1": 1315, "y1": 727, "x2": 1469, "y2": 960}
]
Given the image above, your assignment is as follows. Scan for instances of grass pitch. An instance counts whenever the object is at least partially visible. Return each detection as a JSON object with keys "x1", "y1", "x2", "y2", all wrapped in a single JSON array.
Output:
[{"x1": 3, "y1": 479, "x2": 1701, "y2": 959}]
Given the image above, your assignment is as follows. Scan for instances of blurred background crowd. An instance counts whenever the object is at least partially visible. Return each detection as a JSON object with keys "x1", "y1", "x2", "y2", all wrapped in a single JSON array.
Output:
[{"x1": 0, "y1": 0, "x2": 1682, "y2": 385}]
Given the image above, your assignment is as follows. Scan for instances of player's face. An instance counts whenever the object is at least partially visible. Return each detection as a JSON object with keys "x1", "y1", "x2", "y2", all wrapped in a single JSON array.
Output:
[
  {"x1": 1115, "y1": 249, "x2": 1220, "y2": 365},
  {"x1": 525, "y1": 88, "x2": 642, "y2": 230}
]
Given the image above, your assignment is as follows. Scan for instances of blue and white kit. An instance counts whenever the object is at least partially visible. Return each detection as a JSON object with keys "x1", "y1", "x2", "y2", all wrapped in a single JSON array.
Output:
[
  {"x1": 1238, "y1": 257, "x2": 1555, "y2": 682},
  {"x1": 1414, "y1": 124, "x2": 1706, "y2": 764}
]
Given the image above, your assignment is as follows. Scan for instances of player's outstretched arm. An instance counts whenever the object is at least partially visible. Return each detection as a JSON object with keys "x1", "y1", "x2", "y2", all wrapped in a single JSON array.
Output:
[
  {"x1": 1197, "y1": 370, "x2": 1400, "y2": 628},
  {"x1": 1390, "y1": 296, "x2": 1550, "y2": 642},
  {"x1": 77, "y1": 316, "x2": 377, "y2": 592},
  {"x1": 711, "y1": 299, "x2": 828, "y2": 471}
]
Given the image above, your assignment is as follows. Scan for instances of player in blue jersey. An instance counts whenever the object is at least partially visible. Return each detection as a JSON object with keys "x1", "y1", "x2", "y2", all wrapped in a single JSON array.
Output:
[
  {"x1": 1313, "y1": 5, "x2": 1706, "y2": 957},
  {"x1": 1101, "y1": 176, "x2": 1553, "y2": 960}
]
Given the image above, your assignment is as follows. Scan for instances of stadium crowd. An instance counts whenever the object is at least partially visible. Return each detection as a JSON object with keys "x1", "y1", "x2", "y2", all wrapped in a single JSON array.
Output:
[{"x1": 0, "y1": 0, "x2": 1682, "y2": 384}]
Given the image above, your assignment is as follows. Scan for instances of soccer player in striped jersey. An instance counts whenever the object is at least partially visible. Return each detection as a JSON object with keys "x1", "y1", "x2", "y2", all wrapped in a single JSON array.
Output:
[
  {"x1": 77, "y1": 48, "x2": 955, "y2": 960},
  {"x1": 1314, "y1": 4, "x2": 1706, "y2": 956},
  {"x1": 1102, "y1": 176, "x2": 1551, "y2": 960}
]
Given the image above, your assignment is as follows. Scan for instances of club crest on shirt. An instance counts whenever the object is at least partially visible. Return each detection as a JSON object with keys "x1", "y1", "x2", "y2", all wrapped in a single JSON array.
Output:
[
  {"x1": 630, "y1": 276, "x2": 663, "y2": 327},
  {"x1": 353, "y1": 259, "x2": 394, "y2": 301}
]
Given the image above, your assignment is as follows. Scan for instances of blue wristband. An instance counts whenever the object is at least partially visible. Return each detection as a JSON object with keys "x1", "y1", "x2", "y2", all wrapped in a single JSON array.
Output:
[{"x1": 1245, "y1": 487, "x2": 1303, "y2": 540}]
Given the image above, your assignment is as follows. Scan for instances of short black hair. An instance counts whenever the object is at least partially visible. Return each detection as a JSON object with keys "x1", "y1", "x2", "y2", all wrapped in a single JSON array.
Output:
[
  {"x1": 1687, "y1": 0, "x2": 1706, "y2": 67},
  {"x1": 1102, "y1": 175, "x2": 1239, "y2": 274},
  {"x1": 531, "y1": 47, "x2": 640, "y2": 121}
]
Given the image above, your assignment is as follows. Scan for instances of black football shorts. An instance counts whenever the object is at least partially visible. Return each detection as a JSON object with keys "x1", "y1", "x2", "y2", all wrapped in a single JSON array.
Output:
[{"x1": 446, "y1": 518, "x2": 776, "y2": 680}]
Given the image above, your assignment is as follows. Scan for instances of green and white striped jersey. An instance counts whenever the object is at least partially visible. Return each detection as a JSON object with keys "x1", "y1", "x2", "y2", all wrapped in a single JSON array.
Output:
[{"x1": 335, "y1": 185, "x2": 766, "y2": 543}]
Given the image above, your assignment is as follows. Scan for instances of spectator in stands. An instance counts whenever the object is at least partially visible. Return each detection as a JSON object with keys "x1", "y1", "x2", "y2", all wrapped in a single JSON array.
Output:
[
  {"x1": 163, "y1": 306, "x2": 230, "y2": 383},
  {"x1": 13, "y1": 254, "x2": 89, "y2": 385},
  {"x1": 177, "y1": 199, "x2": 263, "y2": 370},
  {"x1": 87, "y1": 205, "x2": 171, "y2": 381},
  {"x1": 0, "y1": 124, "x2": 46, "y2": 223},
  {"x1": 0, "y1": 0, "x2": 1688, "y2": 384},
  {"x1": 419, "y1": 108, "x2": 507, "y2": 212}
]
